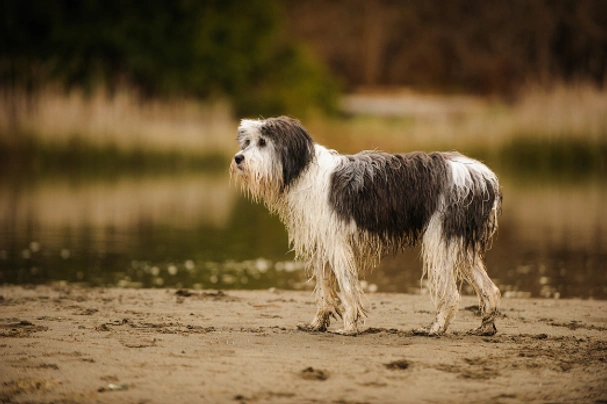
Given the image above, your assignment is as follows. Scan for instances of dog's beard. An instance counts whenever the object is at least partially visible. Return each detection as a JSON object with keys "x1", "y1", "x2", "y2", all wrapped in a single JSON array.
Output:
[{"x1": 230, "y1": 158, "x2": 282, "y2": 205}]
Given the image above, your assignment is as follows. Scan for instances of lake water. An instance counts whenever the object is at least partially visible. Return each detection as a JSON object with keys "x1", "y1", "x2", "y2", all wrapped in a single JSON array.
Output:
[{"x1": 1, "y1": 170, "x2": 605, "y2": 299}]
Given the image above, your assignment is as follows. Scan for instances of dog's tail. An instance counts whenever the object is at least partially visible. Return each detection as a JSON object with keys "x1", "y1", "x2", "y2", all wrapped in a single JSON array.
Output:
[{"x1": 442, "y1": 152, "x2": 502, "y2": 260}]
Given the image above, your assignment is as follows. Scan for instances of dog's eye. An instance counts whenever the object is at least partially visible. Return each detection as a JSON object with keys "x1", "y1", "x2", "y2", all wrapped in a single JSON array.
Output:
[
  {"x1": 242, "y1": 139, "x2": 250, "y2": 149},
  {"x1": 258, "y1": 138, "x2": 266, "y2": 147}
]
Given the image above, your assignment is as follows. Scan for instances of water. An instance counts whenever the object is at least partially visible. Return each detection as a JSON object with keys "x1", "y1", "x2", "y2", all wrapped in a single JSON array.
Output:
[{"x1": 1, "y1": 170, "x2": 605, "y2": 299}]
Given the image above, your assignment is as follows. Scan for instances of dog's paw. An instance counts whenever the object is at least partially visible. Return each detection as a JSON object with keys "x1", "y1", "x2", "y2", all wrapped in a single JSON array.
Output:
[
  {"x1": 297, "y1": 322, "x2": 327, "y2": 332},
  {"x1": 412, "y1": 323, "x2": 444, "y2": 337},
  {"x1": 412, "y1": 328, "x2": 439, "y2": 337},
  {"x1": 328, "y1": 328, "x2": 358, "y2": 336},
  {"x1": 468, "y1": 323, "x2": 497, "y2": 336}
]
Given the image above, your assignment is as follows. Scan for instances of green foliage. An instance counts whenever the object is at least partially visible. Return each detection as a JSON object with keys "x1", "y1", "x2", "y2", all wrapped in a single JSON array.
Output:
[
  {"x1": 0, "y1": 0, "x2": 339, "y2": 116},
  {"x1": 233, "y1": 43, "x2": 340, "y2": 117}
]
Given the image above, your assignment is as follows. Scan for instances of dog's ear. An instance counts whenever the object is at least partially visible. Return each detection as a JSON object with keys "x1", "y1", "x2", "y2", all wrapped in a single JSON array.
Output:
[{"x1": 262, "y1": 116, "x2": 315, "y2": 191}]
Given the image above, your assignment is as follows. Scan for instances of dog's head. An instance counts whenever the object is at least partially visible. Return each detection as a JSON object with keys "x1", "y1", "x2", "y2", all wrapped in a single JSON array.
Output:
[{"x1": 230, "y1": 116, "x2": 315, "y2": 202}]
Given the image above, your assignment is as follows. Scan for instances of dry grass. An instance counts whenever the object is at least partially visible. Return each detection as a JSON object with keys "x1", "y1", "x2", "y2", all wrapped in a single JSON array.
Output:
[
  {"x1": 0, "y1": 82, "x2": 605, "y2": 156},
  {"x1": 0, "y1": 86, "x2": 237, "y2": 154},
  {"x1": 309, "y1": 82, "x2": 607, "y2": 153},
  {"x1": 511, "y1": 82, "x2": 607, "y2": 142}
]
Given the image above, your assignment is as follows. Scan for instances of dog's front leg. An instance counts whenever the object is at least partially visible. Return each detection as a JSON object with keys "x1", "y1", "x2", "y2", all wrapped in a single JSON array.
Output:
[
  {"x1": 329, "y1": 246, "x2": 366, "y2": 336},
  {"x1": 298, "y1": 256, "x2": 341, "y2": 332}
]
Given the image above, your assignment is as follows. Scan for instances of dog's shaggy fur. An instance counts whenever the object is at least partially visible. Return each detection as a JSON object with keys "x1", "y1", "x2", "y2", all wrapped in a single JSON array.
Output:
[{"x1": 230, "y1": 116, "x2": 502, "y2": 336}]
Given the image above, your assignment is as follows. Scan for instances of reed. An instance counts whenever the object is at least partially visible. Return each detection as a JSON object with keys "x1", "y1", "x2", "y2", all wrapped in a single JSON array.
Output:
[
  {"x1": 0, "y1": 86, "x2": 237, "y2": 154},
  {"x1": 309, "y1": 82, "x2": 607, "y2": 153},
  {"x1": 1, "y1": 82, "x2": 605, "y2": 178}
]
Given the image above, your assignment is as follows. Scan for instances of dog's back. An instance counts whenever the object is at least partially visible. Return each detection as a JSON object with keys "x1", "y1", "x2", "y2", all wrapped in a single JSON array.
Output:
[{"x1": 328, "y1": 150, "x2": 501, "y2": 257}]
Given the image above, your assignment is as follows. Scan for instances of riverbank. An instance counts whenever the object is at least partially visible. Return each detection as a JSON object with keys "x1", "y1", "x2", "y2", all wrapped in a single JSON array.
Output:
[{"x1": 1, "y1": 285, "x2": 605, "y2": 403}]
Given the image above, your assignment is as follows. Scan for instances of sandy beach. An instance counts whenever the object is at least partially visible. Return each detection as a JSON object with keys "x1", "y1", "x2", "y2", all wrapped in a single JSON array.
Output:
[{"x1": 1, "y1": 285, "x2": 605, "y2": 403}]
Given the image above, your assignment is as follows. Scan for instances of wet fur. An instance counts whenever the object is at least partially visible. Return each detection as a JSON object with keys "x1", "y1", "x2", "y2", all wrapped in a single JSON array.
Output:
[{"x1": 230, "y1": 116, "x2": 502, "y2": 336}]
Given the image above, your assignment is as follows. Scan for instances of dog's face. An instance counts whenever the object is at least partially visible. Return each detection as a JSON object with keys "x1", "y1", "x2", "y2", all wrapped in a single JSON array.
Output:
[{"x1": 230, "y1": 116, "x2": 315, "y2": 201}]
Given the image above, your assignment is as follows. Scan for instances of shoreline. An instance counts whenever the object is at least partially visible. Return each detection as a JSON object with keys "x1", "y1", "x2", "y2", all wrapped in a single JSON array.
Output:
[{"x1": 1, "y1": 285, "x2": 606, "y2": 403}]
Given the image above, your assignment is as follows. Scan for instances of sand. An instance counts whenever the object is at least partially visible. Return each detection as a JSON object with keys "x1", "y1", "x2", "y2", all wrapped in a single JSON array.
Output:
[{"x1": 1, "y1": 285, "x2": 606, "y2": 403}]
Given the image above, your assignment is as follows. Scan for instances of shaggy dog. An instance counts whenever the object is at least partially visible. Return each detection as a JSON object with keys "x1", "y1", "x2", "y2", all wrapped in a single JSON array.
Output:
[{"x1": 230, "y1": 116, "x2": 502, "y2": 336}]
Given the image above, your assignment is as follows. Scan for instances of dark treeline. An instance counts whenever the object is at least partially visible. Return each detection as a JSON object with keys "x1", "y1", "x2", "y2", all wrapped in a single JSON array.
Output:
[
  {"x1": 0, "y1": 0, "x2": 337, "y2": 117},
  {"x1": 286, "y1": 0, "x2": 607, "y2": 94},
  {"x1": 1, "y1": 0, "x2": 606, "y2": 118}
]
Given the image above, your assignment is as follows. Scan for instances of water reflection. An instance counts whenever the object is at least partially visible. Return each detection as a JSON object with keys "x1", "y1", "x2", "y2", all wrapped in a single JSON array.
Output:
[{"x1": 1, "y1": 172, "x2": 605, "y2": 299}]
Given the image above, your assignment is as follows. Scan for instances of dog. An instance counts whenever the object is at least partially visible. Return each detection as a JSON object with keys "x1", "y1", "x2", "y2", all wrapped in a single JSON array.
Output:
[{"x1": 230, "y1": 116, "x2": 502, "y2": 336}]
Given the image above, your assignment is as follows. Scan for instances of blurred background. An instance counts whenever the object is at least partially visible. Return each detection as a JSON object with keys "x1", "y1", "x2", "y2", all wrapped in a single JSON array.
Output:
[{"x1": 1, "y1": 0, "x2": 605, "y2": 299}]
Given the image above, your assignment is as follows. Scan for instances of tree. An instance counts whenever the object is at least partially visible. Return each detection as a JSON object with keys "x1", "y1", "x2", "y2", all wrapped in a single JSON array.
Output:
[{"x1": 0, "y1": 0, "x2": 338, "y2": 119}]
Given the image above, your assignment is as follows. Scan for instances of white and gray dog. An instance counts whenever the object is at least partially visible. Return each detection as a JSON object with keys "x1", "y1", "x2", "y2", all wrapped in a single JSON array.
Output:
[{"x1": 230, "y1": 116, "x2": 502, "y2": 336}]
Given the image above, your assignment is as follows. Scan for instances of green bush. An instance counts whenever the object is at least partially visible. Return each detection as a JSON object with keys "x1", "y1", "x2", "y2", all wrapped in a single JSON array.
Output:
[
  {"x1": 0, "y1": 0, "x2": 339, "y2": 117},
  {"x1": 233, "y1": 43, "x2": 340, "y2": 117}
]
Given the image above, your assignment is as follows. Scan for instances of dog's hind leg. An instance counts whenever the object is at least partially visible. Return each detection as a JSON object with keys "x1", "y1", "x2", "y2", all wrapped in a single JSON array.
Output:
[
  {"x1": 298, "y1": 255, "x2": 341, "y2": 332},
  {"x1": 466, "y1": 260, "x2": 501, "y2": 336},
  {"x1": 416, "y1": 216, "x2": 461, "y2": 336}
]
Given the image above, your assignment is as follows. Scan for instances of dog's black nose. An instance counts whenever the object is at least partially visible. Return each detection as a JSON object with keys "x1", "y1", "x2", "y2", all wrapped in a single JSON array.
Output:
[{"x1": 234, "y1": 154, "x2": 245, "y2": 164}]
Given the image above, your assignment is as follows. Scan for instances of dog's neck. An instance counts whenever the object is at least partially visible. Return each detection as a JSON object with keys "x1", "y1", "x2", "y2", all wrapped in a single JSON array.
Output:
[{"x1": 269, "y1": 145, "x2": 342, "y2": 258}]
